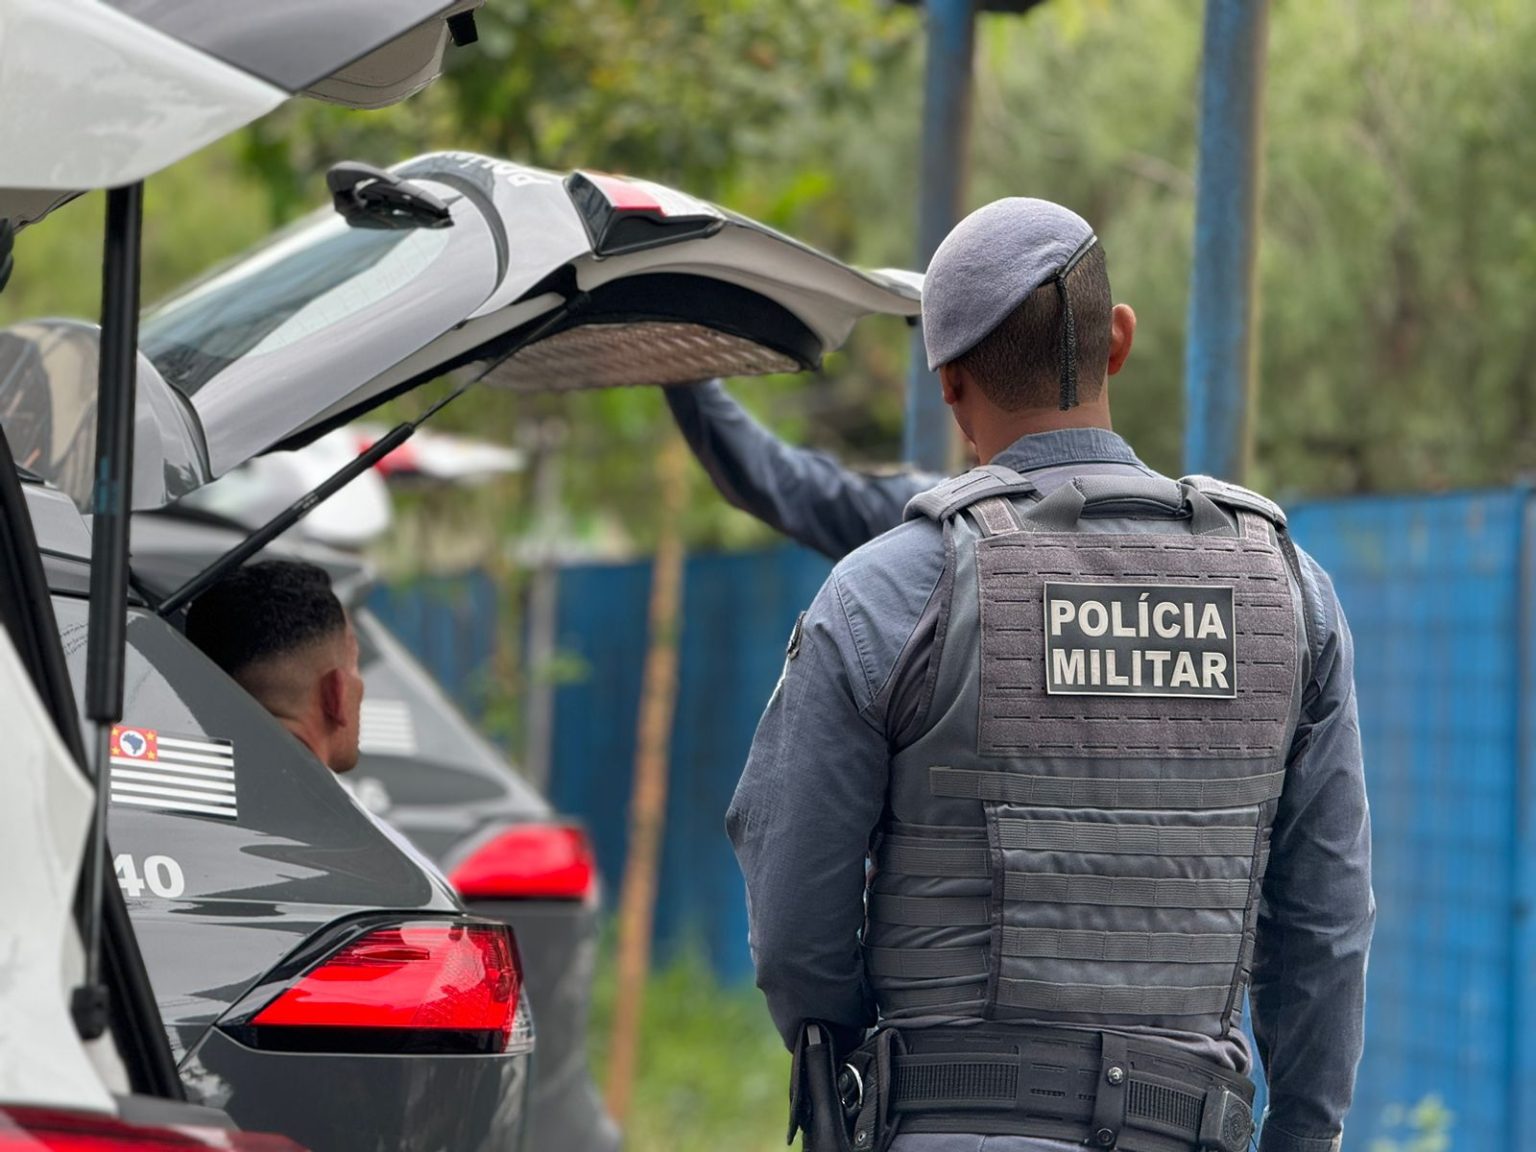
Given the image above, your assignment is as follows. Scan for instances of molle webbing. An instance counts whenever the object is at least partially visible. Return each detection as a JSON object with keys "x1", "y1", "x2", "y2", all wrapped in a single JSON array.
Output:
[
  {"x1": 1002, "y1": 873, "x2": 1252, "y2": 910},
  {"x1": 996, "y1": 979, "x2": 1232, "y2": 1017},
  {"x1": 878, "y1": 983, "x2": 987, "y2": 1012},
  {"x1": 1001, "y1": 927, "x2": 1242, "y2": 965},
  {"x1": 869, "y1": 893, "x2": 991, "y2": 926},
  {"x1": 995, "y1": 818, "x2": 1257, "y2": 857},
  {"x1": 878, "y1": 835, "x2": 990, "y2": 877},
  {"x1": 930, "y1": 768, "x2": 1286, "y2": 808},
  {"x1": 864, "y1": 945, "x2": 989, "y2": 980}
]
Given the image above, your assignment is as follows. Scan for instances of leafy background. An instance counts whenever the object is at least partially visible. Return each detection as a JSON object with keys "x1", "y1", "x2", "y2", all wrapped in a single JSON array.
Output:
[{"x1": 10, "y1": 0, "x2": 1536, "y2": 561}]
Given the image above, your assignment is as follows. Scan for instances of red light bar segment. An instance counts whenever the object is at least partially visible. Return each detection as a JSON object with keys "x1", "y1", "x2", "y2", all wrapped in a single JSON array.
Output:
[
  {"x1": 450, "y1": 823, "x2": 597, "y2": 901},
  {"x1": 580, "y1": 172, "x2": 663, "y2": 213},
  {"x1": 0, "y1": 1108, "x2": 309, "y2": 1151},
  {"x1": 565, "y1": 171, "x2": 725, "y2": 257},
  {"x1": 251, "y1": 922, "x2": 519, "y2": 1046}
]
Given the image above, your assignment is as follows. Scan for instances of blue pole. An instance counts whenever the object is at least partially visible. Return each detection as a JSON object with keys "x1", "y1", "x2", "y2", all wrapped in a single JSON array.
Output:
[
  {"x1": 904, "y1": 0, "x2": 976, "y2": 472},
  {"x1": 1183, "y1": 0, "x2": 1268, "y2": 482}
]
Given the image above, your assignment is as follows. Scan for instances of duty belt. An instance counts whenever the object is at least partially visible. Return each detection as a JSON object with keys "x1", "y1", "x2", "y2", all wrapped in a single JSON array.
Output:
[{"x1": 845, "y1": 1026, "x2": 1254, "y2": 1152}]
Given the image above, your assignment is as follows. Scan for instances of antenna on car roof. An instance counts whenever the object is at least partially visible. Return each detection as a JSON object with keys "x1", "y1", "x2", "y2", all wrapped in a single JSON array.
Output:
[{"x1": 155, "y1": 286, "x2": 591, "y2": 618}]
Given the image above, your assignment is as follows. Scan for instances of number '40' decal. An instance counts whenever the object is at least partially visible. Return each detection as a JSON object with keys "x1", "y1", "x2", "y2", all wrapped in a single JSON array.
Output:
[{"x1": 114, "y1": 853, "x2": 186, "y2": 899}]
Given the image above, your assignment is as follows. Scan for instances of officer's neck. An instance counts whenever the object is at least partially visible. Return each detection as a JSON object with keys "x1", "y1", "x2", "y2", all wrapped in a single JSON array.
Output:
[{"x1": 972, "y1": 397, "x2": 1114, "y2": 464}]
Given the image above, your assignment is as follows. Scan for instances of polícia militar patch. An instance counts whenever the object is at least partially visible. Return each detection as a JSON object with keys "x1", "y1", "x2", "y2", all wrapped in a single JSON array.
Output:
[{"x1": 1042, "y1": 582, "x2": 1236, "y2": 698}]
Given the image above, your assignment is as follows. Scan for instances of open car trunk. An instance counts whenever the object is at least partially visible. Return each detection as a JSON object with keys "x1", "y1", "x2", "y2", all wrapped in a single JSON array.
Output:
[
  {"x1": 0, "y1": 154, "x2": 921, "y2": 512},
  {"x1": 0, "y1": 0, "x2": 480, "y2": 229}
]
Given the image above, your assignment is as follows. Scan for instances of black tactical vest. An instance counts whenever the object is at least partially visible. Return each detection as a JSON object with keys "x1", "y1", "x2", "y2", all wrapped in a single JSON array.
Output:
[{"x1": 863, "y1": 466, "x2": 1307, "y2": 1052}]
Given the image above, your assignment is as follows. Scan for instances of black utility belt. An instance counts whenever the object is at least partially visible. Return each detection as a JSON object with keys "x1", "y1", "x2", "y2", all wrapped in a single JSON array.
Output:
[{"x1": 842, "y1": 1026, "x2": 1254, "y2": 1152}]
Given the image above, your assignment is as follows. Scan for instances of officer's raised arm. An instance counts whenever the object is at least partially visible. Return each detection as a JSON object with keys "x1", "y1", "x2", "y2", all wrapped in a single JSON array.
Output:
[
  {"x1": 1251, "y1": 551, "x2": 1374, "y2": 1152},
  {"x1": 663, "y1": 379, "x2": 938, "y2": 559}
]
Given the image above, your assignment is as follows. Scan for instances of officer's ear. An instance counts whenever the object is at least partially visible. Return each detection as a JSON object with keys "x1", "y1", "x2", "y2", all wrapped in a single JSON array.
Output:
[
  {"x1": 939, "y1": 362, "x2": 965, "y2": 407},
  {"x1": 1107, "y1": 303, "x2": 1137, "y2": 377}
]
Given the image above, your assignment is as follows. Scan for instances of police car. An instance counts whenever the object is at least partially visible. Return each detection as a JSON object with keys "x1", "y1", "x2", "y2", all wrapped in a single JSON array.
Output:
[
  {"x1": 127, "y1": 503, "x2": 620, "y2": 1152},
  {"x1": 0, "y1": 428, "x2": 321, "y2": 1152},
  {"x1": 1, "y1": 146, "x2": 921, "y2": 1149},
  {"x1": 0, "y1": 2, "x2": 550, "y2": 1149}
]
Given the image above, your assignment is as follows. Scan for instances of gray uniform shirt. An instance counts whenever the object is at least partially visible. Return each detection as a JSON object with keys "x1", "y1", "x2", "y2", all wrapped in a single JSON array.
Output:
[{"x1": 667, "y1": 381, "x2": 1373, "y2": 1152}]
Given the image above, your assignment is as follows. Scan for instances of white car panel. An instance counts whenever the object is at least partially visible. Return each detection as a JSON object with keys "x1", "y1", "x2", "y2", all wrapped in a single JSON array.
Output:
[
  {"x1": 0, "y1": 0, "x2": 284, "y2": 223},
  {"x1": 0, "y1": 629, "x2": 113, "y2": 1112}
]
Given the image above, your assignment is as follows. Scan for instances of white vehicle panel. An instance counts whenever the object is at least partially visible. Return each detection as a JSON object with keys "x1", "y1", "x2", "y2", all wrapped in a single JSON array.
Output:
[
  {"x1": 0, "y1": 0, "x2": 284, "y2": 220},
  {"x1": 0, "y1": 629, "x2": 113, "y2": 1112}
]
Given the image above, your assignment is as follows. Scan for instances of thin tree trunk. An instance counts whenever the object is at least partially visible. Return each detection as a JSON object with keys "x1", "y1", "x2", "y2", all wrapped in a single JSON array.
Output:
[
  {"x1": 605, "y1": 432, "x2": 688, "y2": 1124},
  {"x1": 522, "y1": 417, "x2": 566, "y2": 794}
]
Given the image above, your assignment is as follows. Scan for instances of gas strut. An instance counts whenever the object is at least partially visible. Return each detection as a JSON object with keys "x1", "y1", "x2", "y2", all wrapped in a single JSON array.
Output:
[
  {"x1": 156, "y1": 290, "x2": 590, "y2": 618},
  {"x1": 75, "y1": 183, "x2": 144, "y2": 1043}
]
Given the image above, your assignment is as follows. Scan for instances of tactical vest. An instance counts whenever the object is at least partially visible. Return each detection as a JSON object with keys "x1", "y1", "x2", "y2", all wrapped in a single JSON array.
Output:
[{"x1": 863, "y1": 467, "x2": 1308, "y2": 1045}]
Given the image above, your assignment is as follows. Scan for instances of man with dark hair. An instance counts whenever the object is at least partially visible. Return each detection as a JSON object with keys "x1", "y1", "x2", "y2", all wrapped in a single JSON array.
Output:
[
  {"x1": 719, "y1": 198, "x2": 1372, "y2": 1152},
  {"x1": 186, "y1": 559, "x2": 365, "y2": 775}
]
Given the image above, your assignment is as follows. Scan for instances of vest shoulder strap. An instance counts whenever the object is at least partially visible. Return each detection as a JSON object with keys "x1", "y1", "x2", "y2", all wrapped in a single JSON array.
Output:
[
  {"x1": 1182, "y1": 474, "x2": 1320, "y2": 661},
  {"x1": 904, "y1": 464, "x2": 1038, "y2": 523},
  {"x1": 1179, "y1": 474, "x2": 1288, "y2": 529}
]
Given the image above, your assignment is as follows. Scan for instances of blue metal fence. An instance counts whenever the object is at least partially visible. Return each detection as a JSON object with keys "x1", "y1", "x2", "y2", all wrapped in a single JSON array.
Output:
[
  {"x1": 541, "y1": 546, "x2": 831, "y2": 983},
  {"x1": 370, "y1": 489, "x2": 1536, "y2": 1149},
  {"x1": 1290, "y1": 490, "x2": 1528, "y2": 1149}
]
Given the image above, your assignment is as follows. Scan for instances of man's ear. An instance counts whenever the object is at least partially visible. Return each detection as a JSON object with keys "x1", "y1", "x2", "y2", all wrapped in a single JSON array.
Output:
[
  {"x1": 938, "y1": 362, "x2": 963, "y2": 407},
  {"x1": 1107, "y1": 303, "x2": 1137, "y2": 377},
  {"x1": 318, "y1": 666, "x2": 348, "y2": 731}
]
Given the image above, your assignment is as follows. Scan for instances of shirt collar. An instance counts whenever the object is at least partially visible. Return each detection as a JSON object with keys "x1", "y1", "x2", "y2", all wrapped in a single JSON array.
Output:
[{"x1": 990, "y1": 427, "x2": 1147, "y2": 476}]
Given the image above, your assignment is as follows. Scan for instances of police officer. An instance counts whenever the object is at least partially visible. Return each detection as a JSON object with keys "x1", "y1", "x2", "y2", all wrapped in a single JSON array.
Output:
[{"x1": 721, "y1": 199, "x2": 1373, "y2": 1152}]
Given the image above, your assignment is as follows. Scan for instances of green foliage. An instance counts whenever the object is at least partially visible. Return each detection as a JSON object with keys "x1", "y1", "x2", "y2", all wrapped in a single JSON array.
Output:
[
  {"x1": 973, "y1": 0, "x2": 1536, "y2": 496},
  {"x1": 8, "y1": 0, "x2": 1536, "y2": 553},
  {"x1": 1369, "y1": 1096, "x2": 1453, "y2": 1152},
  {"x1": 0, "y1": 137, "x2": 274, "y2": 324},
  {"x1": 589, "y1": 949, "x2": 792, "y2": 1152}
]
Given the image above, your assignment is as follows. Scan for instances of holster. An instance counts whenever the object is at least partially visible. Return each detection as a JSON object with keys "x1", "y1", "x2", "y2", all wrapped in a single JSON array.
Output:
[
  {"x1": 843, "y1": 1027, "x2": 904, "y2": 1152},
  {"x1": 789, "y1": 1022, "x2": 858, "y2": 1152}
]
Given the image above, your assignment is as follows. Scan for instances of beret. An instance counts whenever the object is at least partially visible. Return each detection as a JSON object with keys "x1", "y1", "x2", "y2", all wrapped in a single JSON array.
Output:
[{"x1": 922, "y1": 197, "x2": 1095, "y2": 370}]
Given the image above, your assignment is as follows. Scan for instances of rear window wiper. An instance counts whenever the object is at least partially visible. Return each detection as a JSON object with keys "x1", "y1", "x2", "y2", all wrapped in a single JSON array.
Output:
[{"x1": 328, "y1": 162, "x2": 453, "y2": 231}]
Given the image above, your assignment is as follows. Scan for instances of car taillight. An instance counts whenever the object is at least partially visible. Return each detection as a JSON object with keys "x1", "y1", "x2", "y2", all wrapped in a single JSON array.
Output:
[
  {"x1": 240, "y1": 921, "x2": 522, "y2": 1055},
  {"x1": 0, "y1": 1107, "x2": 306, "y2": 1150},
  {"x1": 449, "y1": 824, "x2": 597, "y2": 901}
]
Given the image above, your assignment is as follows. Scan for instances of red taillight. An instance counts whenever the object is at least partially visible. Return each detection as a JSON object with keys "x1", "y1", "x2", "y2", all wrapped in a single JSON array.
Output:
[
  {"x1": 0, "y1": 1108, "x2": 306, "y2": 1150},
  {"x1": 449, "y1": 824, "x2": 597, "y2": 901},
  {"x1": 248, "y1": 922, "x2": 521, "y2": 1053}
]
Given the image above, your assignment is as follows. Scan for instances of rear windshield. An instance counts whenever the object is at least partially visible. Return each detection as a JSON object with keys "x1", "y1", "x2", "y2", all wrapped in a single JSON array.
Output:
[{"x1": 141, "y1": 212, "x2": 451, "y2": 399}]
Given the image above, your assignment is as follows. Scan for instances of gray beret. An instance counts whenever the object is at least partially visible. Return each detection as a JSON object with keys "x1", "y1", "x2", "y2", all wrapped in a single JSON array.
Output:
[{"x1": 922, "y1": 197, "x2": 1096, "y2": 370}]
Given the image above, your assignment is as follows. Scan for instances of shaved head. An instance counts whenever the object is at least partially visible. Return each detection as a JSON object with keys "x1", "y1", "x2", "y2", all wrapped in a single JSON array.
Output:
[{"x1": 187, "y1": 559, "x2": 365, "y2": 773}]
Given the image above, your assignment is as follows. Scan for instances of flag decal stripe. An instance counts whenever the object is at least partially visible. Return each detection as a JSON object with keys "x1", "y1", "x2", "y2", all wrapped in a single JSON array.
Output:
[
  {"x1": 111, "y1": 781, "x2": 238, "y2": 805},
  {"x1": 111, "y1": 769, "x2": 236, "y2": 793},
  {"x1": 156, "y1": 735, "x2": 236, "y2": 755},
  {"x1": 111, "y1": 757, "x2": 234, "y2": 781},
  {"x1": 140, "y1": 748, "x2": 234, "y2": 768}
]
